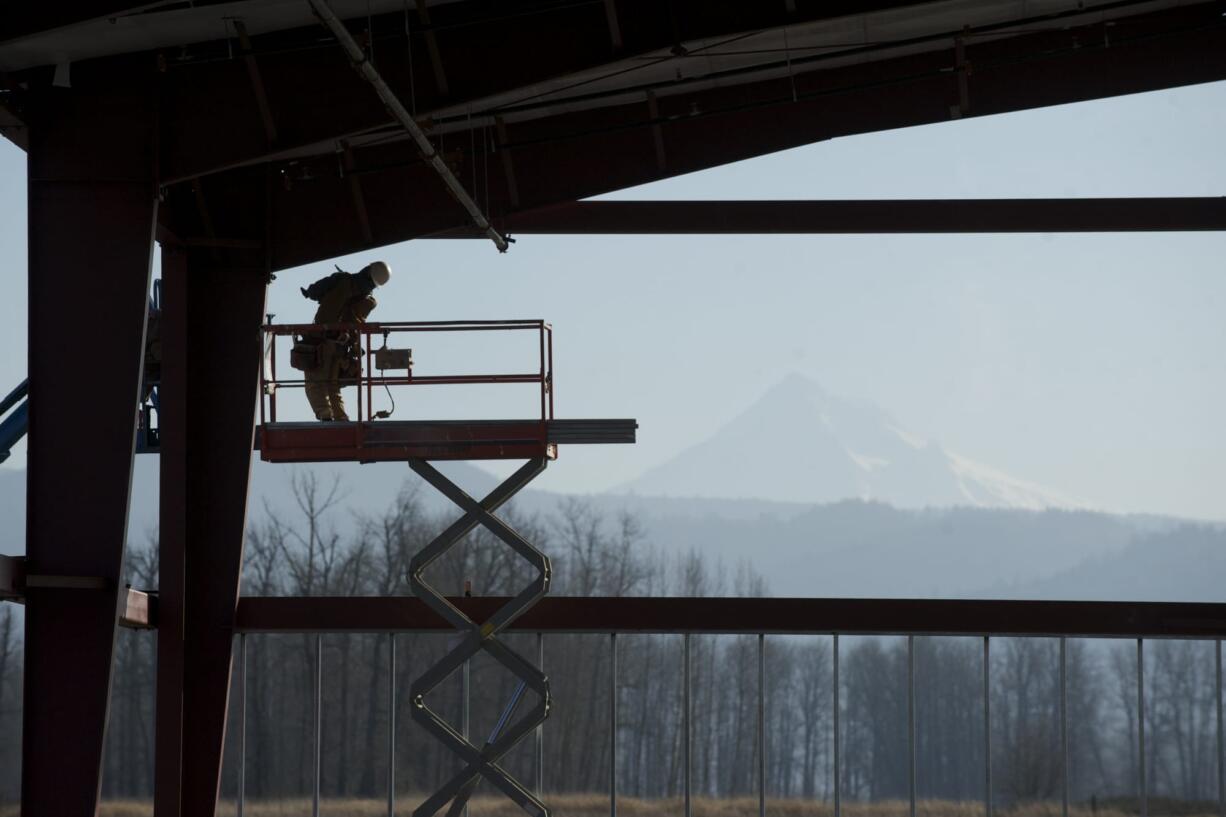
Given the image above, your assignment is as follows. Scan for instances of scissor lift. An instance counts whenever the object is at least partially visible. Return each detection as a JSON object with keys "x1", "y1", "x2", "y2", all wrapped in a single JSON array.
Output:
[{"x1": 259, "y1": 318, "x2": 635, "y2": 817}]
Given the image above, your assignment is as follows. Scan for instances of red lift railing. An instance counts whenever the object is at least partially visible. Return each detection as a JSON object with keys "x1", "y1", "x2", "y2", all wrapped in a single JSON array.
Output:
[
  {"x1": 261, "y1": 319, "x2": 554, "y2": 424},
  {"x1": 258, "y1": 319, "x2": 554, "y2": 462}
]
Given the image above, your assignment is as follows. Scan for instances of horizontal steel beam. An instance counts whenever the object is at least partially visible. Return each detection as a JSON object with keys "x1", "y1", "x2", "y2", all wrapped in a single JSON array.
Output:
[
  {"x1": 1, "y1": 554, "x2": 155, "y2": 628},
  {"x1": 234, "y1": 596, "x2": 1226, "y2": 639},
  {"x1": 0, "y1": 554, "x2": 24, "y2": 600},
  {"x1": 466, "y1": 199, "x2": 1226, "y2": 235}
]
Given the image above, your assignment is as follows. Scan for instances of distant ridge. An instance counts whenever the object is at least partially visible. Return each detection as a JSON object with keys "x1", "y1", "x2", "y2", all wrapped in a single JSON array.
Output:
[{"x1": 618, "y1": 373, "x2": 1086, "y2": 510}]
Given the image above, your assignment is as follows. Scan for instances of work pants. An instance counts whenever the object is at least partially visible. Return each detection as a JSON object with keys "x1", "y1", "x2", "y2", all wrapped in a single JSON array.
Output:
[{"x1": 304, "y1": 340, "x2": 349, "y2": 421}]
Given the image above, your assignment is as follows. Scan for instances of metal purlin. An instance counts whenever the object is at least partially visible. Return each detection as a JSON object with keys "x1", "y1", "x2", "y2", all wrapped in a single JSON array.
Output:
[{"x1": 407, "y1": 457, "x2": 553, "y2": 817}]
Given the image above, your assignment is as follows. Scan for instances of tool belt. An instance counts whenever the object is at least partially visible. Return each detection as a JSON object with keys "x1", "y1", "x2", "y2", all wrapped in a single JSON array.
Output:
[
  {"x1": 289, "y1": 336, "x2": 322, "y2": 371},
  {"x1": 338, "y1": 347, "x2": 362, "y2": 383}
]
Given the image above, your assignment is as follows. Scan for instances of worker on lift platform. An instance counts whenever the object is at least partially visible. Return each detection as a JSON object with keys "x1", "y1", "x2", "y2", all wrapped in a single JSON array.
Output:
[{"x1": 299, "y1": 260, "x2": 392, "y2": 421}]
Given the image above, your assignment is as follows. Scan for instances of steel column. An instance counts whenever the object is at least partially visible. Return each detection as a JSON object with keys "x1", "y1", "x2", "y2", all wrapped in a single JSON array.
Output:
[
  {"x1": 537, "y1": 633, "x2": 544, "y2": 798},
  {"x1": 1139, "y1": 639, "x2": 1148, "y2": 817},
  {"x1": 158, "y1": 241, "x2": 268, "y2": 817},
  {"x1": 833, "y1": 634, "x2": 841, "y2": 817},
  {"x1": 1060, "y1": 638, "x2": 1069, "y2": 817},
  {"x1": 237, "y1": 634, "x2": 247, "y2": 817},
  {"x1": 610, "y1": 633, "x2": 618, "y2": 817},
  {"x1": 758, "y1": 634, "x2": 766, "y2": 817},
  {"x1": 23, "y1": 77, "x2": 157, "y2": 817},
  {"x1": 683, "y1": 633, "x2": 692, "y2": 817},
  {"x1": 156, "y1": 246, "x2": 188, "y2": 817},
  {"x1": 908, "y1": 635, "x2": 916, "y2": 817},
  {"x1": 390, "y1": 634, "x2": 397, "y2": 817},
  {"x1": 314, "y1": 635, "x2": 322, "y2": 817},
  {"x1": 1218, "y1": 639, "x2": 1223, "y2": 817},
  {"x1": 984, "y1": 637, "x2": 992, "y2": 817}
]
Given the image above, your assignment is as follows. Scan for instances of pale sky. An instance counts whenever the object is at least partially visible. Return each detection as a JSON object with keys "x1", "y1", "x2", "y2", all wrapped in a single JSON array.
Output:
[{"x1": 1, "y1": 81, "x2": 1224, "y2": 520}]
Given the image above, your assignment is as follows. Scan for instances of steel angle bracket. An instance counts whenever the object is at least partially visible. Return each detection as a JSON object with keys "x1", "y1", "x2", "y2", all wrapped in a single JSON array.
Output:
[{"x1": 408, "y1": 457, "x2": 552, "y2": 817}]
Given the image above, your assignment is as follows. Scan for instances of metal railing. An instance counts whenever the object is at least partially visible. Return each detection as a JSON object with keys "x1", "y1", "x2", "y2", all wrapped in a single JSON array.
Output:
[
  {"x1": 226, "y1": 597, "x2": 1226, "y2": 817},
  {"x1": 260, "y1": 319, "x2": 554, "y2": 426}
]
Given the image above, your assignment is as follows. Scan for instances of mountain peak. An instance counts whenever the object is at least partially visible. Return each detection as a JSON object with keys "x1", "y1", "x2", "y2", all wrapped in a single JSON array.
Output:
[{"x1": 621, "y1": 375, "x2": 1077, "y2": 511}]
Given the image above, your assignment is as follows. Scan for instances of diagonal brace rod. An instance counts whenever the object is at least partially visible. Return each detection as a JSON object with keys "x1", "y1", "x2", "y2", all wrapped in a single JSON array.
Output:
[{"x1": 307, "y1": 0, "x2": 509, "y2": 252}]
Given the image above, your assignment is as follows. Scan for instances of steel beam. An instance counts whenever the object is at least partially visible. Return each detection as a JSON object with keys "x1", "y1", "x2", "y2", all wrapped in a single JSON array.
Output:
[
  {"x1": 22, "y1": 76, "x2": 157, "y2": 817},
  {"x1": 272, "y1": 3, "x2": 1226, "y2": 267},
  {"x1": 155, "y1": 246, "x2": 188, "y2": 817},
  {"x1": 0, "y1": 555, "x2": 24, "y2": 600},
  {"x1": 482, "y1": 198, "x2": 1226, "y2": 235},
  {"x1": 155, "y1": 240, "x2": 267, "y2": 817},
  {"x1": 307, "y1": 0, "x2": 509, "y2": 252},
  {"x1": 234, "y1": 596, "x2": 1226, "y2": 639}
]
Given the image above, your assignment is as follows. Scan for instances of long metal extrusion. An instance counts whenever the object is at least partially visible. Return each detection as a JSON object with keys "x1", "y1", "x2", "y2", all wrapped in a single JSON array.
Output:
[
  {"x1": 455, "y1": 198, "x2": 1226, "y2": 235},
  {"x1": 407, "y1": 458, "x2": 552, "y2": 817},
  {"x1": 307, "y1": 0, "x2": 509, "y2": 252},
  {"x1": 235, "y1": 596, "x2": 1226, "y2": 639}
]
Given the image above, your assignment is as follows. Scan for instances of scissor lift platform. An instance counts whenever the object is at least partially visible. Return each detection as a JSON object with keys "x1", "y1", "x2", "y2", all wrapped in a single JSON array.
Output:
[{"x1": 257, "y1": 418, "x2": 636, "y2": 462}]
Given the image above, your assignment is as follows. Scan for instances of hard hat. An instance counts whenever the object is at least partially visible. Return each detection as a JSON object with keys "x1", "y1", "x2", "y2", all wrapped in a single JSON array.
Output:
[{"x1": 364, "y1": 261, "x2": 391, "y2": 287}]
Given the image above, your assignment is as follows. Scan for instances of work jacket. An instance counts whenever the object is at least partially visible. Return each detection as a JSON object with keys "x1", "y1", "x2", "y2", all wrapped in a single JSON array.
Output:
[{"x1": 308, "y1": 271, "x2": 377, "y2": 327}]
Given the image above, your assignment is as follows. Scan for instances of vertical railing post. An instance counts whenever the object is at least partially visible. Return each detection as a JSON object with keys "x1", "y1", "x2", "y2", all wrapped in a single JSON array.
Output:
[
  {"x1": 758, "y1": 634, "x2": 766, "y2": 817},
  {"x1": 1217, "y1": 639, "x2": 1223, "y2": 817},
  {"x1": 684, "y1": 633, "x2": 692, "y2": 817},
  {"x1": 834, "y1": 634, "x2": 841, "y2": 817},
  {"x1": 908, "y1": 635, "x2": 916, "y2": 817},
  {"x1": 611, "y1": 633, "x2": 618, "y2": 817},
  {"x1": 314, "y1": 634, "x2": 322, "y2": 817},
  {"x1": 462, "y1": 655, "x2": 470, "y2": 817},
  {"x1": 536, "y1": 633, "x2": 544, "y2": 798},
  {"x1": 237, "y1": 633, "x2": 246, "y2": 817},
  {"x1": 389, "y1": 633, "x2": 396, "y2": 817},
  {"x1": 1139, "y1": 639, "x2": 1147, "y2": 817},
  {"x1": 984, "y1": 636, "x2": 992, "y2": 817},
  {"x1": 1060, "y1": 637, "x2": 1069, "y2": 817},
  {"x1": 1216, "y1": 639, "x2": 1223, "y2": 817}
]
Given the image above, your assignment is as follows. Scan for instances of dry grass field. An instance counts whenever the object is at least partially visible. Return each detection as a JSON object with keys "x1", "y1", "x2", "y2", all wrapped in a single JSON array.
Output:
[{"x1": 0, "y1": 797, "x2": 1207, "y2": 817}]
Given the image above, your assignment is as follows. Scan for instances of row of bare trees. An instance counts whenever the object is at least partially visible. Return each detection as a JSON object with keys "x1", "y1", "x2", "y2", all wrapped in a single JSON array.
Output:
[{"x1": 0, "y1": 475, "x2": 1222, "y2": 808}]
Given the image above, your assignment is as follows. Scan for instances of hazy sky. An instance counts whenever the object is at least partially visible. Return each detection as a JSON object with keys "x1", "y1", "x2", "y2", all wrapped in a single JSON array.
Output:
[{"x1": 1, "y1": 81, "x2": 1223, "y2": 520}]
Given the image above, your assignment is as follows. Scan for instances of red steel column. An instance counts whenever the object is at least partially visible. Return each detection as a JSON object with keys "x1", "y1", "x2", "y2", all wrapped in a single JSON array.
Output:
[
  {"x1": 22, "y1": 80, "x2": 158, "y2": 814},
  {"x1": 155, "y1": 246, "x2": 188, "y2": 817},
  {"x1": 155, "y1": 242, "x2": 267, "y2": 816}
]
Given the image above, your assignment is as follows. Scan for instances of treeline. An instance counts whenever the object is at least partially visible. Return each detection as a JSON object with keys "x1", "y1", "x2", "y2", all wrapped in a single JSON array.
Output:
[{"x1": 0, "y1": 474, "x2": 1222, "y2": 809}]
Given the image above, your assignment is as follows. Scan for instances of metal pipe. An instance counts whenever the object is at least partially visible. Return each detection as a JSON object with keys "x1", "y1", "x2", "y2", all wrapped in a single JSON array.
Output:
[
  {"x1": 908, "y1": 635, "x2": 916, "y2": 817},
  {"x1": 611, "y1": 633, "x2": 618, "y2": 817},
  {"x1": 758, "y1": 634, "x2": 766, "y2": 817},
  {"x1": 238, "y1": 633, "x2": 246, "y2": 817},
  {"x1": 537, "y1": 632, "x2": 544, "y2": 797},
  {"x1": 984, "y1": 636, "x2": 992, "y2": 817},
  {"x1": 1060, "y1": 637, "x2": 1069, "y2": 817},
  {"x1": 306, "y1": 0, "x2": 510, "y2": 252},
  {"x1": 1139, "y1": 639, "x2": 1147, "y2": 817},
  {"x1": 538, "y1": 324, "x2": 546, "y2": 422},
  {"x1": 314, "y1": 633, "x2": 322, "y2": 817},
  {"x1": 684, "y1": 633, "x2": 692, "y2": 817},
  {"x1": 463, "y1": 655, "x2": 470, "y2": 817},
  {"x1": 1217, "y1": 639, "x2": 1223, "y2": 817},
  {"x1": 389, "y1": 633, "x2": 396, "y2": 817},
  {"x1": 834, "y1": 634, "x2": 841, "y2": 817}
]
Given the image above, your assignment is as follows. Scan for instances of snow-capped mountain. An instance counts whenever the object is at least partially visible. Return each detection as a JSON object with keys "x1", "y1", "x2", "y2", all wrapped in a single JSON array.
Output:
[{"x1": 619, "y1": 374, "x2": 1085, "y2": 510}]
